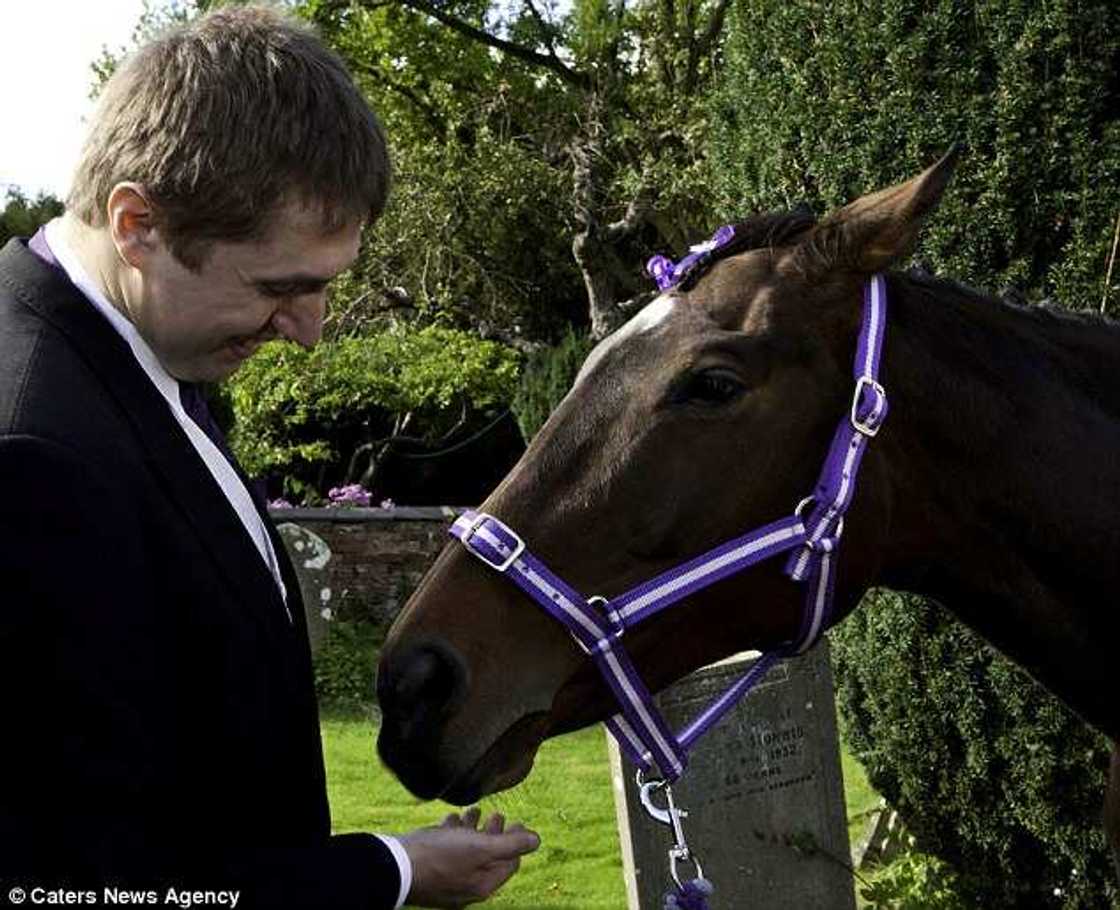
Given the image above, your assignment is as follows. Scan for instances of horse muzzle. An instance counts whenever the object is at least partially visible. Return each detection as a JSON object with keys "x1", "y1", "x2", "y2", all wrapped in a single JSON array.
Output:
[
  {"x1": 376, "y1": 640, "x2": 470, "y2": 798},
  {"x1": 376, "y1": 637, "x2": 551, "y2": 802}
]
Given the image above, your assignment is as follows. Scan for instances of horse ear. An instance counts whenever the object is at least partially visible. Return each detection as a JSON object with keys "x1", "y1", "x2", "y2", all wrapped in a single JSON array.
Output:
[{"x1": 797, "y1": 146, "x2": 960, "y2": 276}]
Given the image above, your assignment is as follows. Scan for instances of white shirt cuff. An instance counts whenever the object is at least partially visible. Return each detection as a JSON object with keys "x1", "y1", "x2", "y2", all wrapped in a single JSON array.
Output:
[{"x1": 373, "y1": 834, "x2": 413, "y2": 909}]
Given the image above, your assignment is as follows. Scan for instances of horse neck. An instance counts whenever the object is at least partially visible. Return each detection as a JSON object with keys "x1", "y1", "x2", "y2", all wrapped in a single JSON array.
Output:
[{"x1": 875, "y1": 273, "x2": 1120, "y2": 735}]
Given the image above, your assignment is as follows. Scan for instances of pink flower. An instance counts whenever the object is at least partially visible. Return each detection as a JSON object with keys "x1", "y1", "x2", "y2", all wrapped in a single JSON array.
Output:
[{"x1": 327, "y1": 484, "x2": 372, "y2": 507}]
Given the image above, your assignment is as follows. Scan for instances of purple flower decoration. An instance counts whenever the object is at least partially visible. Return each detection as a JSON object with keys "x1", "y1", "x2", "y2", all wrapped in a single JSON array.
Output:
[
  {"x1": 379, "y1": 498, "x2": 396, "y2": 510},
  {"x1": 327, "y1": 483, "x2": 372, "y2": 507},
  {"x1": 646, "y1": 224, "x2": 737, "y2": 291},
  {"x1": 268, "y1": 498, "x2": 294, "y2": 509}
]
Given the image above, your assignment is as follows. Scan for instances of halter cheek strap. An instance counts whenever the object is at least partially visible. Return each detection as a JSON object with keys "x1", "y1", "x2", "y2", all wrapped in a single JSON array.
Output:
[{"x1": 451, "y1": 273, "x2": 889, "y2": 782}]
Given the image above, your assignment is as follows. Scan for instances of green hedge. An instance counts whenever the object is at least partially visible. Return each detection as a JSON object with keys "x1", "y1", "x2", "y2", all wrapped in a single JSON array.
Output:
[
  {"x1": 510, "y1": 327, "x2": 595, "y2": 442},
  {"x1": 313, "y1": 620, "x2": 385, "y2": 710},
  {"x1": 832, "y1": 593, "x2": 1114, "y2": 908},
  {"x1": 710, "y1": 0, "x2": 1120, "y2": 313},
  {"x1": 711, "y1": 1, "x2": 1120, "y2": 904},
  {"x1": 227, "y1": 325, "x2": 520, "y2": 501}
]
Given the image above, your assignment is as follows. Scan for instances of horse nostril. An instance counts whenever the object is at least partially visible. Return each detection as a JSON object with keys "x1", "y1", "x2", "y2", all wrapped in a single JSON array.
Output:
[{"x1": 384, "y1": 644, "x2": 466, "y2": 722}]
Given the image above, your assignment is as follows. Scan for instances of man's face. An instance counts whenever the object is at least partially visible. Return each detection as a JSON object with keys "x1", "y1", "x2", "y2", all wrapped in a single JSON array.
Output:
[{"x1": 132, "y1": 202, "x2": 362, "y2": 382}]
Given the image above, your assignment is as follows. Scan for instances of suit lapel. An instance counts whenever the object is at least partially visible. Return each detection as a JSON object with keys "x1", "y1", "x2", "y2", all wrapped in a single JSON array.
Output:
[{"x1": 0, "y1": 240, "x2": 292, "y2": 645}]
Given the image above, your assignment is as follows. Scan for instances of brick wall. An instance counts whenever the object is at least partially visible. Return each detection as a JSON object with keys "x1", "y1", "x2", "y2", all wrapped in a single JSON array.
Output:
[{"x1": 271, "y1": 506, "x2": 463, "y2": 627}]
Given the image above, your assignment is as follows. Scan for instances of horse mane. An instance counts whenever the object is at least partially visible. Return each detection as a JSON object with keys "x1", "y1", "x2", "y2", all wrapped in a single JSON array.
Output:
[
  {"x1": 722, "y1": 208, "x2": 818, "y2": 258},
  {"x1": 900, "y1": 268, "x2": 1120, "y2": 417},
  {"x1": 905, "y1": 268, "x2": 1120, "y2": 336}
]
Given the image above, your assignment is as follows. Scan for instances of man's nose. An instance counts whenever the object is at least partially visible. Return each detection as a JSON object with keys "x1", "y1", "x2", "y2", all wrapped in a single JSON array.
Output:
[{"x1": 270, "y1": 294, "x2": 326, "y2": 348}]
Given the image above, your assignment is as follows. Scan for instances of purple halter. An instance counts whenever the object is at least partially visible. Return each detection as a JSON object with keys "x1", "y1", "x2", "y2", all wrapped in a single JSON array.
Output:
[{"x1": 451, "y1": 268, "x2": 888, "y2": 779}]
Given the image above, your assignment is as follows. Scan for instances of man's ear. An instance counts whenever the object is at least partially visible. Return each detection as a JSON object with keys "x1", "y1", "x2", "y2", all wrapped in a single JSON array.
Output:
[
  {"x1": 106, "y1": 183, "x2": 160, "y2": 269},
  {"x1": 796, "y1": 146, "x2": 961, "y2": 276}
]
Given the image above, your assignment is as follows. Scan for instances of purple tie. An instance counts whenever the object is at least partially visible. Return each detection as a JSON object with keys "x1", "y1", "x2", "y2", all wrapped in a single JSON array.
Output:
[{"x1": 178, "y1": 383, "x2": 229, "y2": 455}]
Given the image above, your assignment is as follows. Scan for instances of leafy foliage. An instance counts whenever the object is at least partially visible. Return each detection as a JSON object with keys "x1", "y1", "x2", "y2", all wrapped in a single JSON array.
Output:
[
  {"x1": 710, "y1": 0, "x2": 1120, "y2": 314},
  {"x1": 226, "y1": 325, "x2": 520, "y2": 501},
  {"x1": 510, "y1": 326, "x2": 595, "y2": 441},
  {"x1": 832, "y1": 593, "x2": 1115, "y2": 909},
  {"x1": 313, "y1": 620, "x2": 385, "y2": 709},
  {"x1": 0, "y1": 190, "x2": 63, "y2": 247},
  {"x1": 304, "y1": 0, "x2": 586, "y2": 342},
  {"x1": 327, "y1": 132, "x2": 580, "y2": 343},
  {"x1": 859, "y1": 850, "x2": 967, "y2": 910}
]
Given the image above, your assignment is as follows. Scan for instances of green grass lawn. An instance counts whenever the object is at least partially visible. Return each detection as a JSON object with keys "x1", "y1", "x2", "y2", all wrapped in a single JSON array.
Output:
[
  {"x1": 841, "y1": 742, "x2": 881, "y2": 850},
  {"x1": 322, "y1": 710, "x2": 884, "y2": 908},
  {"x1": 324, "y1": 715, "x2": 626, "y2": 907}
]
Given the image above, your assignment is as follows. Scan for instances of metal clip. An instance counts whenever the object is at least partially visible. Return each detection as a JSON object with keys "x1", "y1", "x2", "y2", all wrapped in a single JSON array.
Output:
[
  {"x1": 794, "y1": 496, "x2": 845, "y2": 548},
  {"x1": 636, "y1": 771, "x2": 704, "y2": 888},
  {"x1": 571, "y1": 595, "x2": 625, "y2": 656}
]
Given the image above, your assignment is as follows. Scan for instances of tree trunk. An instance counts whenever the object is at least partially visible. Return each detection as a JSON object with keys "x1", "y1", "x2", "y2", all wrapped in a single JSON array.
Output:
[{"x1": 570, "y1": 92, "x2": 652, "y2": 339}]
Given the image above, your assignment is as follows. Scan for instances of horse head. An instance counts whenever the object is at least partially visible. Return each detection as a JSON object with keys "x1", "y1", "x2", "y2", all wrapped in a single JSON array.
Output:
[{"x1": 377, "y1": 151, "x2": 959, "y2": 803}]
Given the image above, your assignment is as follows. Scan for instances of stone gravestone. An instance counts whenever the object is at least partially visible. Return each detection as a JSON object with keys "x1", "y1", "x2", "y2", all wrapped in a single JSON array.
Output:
[
  {"x1": 276, "y1": 522, "x2": 333, "y2": 653},
  {"x1": 610, "y1": 642, "x2": 854, "y2": 909}
]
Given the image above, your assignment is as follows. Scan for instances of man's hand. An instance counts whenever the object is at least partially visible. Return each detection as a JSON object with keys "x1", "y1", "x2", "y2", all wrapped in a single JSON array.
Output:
[{"x1": 400, "y1": 807, "x2": 541, "y2": 907}]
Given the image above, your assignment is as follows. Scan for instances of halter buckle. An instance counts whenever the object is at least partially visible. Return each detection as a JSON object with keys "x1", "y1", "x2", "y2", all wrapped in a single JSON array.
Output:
[
  {"x1": 850, "y1": 375, "x2": 887, "y2": 437},
  {"x1": 461, "y1": 512, "x2": 525, "y2": 573}
]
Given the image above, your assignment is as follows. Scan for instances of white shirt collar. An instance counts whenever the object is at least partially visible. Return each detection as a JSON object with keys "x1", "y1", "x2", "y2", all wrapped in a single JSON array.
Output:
[{"x1": 43, "y1": 218, "x2": 184, "y2": 411}]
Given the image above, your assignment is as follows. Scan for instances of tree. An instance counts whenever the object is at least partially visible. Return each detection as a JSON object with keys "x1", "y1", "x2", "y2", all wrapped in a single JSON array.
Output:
[
  {"x1": 296, "y1": 0, "x2": 580, "y2": 347},
  {"x1": 305, "y1": 0, "x2": 732, "y2": 339},
  {"x1": 0, "y1": 190, "x2": 64, "y2": 247}
]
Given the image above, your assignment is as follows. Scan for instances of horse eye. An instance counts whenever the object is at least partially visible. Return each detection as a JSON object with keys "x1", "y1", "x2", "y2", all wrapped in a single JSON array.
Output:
[{"x1": 680, "y1": 369, "x2": 746, "y2": 405}]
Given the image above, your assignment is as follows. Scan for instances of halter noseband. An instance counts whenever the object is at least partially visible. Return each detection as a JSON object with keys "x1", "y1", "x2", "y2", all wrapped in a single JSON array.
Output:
[{"x1": 450, "y1": 232, "x2": 889, "y2": 782}]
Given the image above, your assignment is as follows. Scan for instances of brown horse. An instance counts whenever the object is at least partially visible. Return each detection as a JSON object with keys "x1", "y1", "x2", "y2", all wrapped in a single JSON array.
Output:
[{"x1": 376, "y1": 152, "x2": 1120, "y2": 864}]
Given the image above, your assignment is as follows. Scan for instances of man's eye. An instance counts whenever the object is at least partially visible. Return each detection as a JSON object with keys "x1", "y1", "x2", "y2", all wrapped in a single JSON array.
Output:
[
  {"x1": 259, "y1": 281, "x2": 328, "y2": 299},
  {"x1": 260, "y1": 283, "x2": 299, "y2": 298}
]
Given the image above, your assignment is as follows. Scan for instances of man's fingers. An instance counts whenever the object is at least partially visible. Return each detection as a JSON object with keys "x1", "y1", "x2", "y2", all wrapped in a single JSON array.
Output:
[
  {"x1": 483, "y1": 812, "x2": 505, "y2": 834},
  {"x1": 505, "y1": 822, "x2": 533, "y2": 841},
  {"x1": 486, "y1": 825, "x2": 541, "y2": 859},
  {"x1": 441, "y1": 812, "x2": 462, "y2": 827},
  {"x1": 462, "y1": 805, "x2": 482, "y2": 829}
]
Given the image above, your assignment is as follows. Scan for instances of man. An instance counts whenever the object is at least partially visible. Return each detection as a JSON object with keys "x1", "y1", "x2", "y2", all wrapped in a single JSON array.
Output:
[{"x1": 0, "y1": 6, "x2": 538, "y2": 908}]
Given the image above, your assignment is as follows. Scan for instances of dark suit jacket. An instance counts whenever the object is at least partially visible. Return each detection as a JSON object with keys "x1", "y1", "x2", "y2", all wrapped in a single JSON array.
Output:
[{"x1": 0, "y1": 238, "x2": 401, "y2": 908}]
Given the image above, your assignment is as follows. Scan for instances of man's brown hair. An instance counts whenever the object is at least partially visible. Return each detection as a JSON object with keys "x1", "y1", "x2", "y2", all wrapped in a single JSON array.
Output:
[{"x1": 68, "y1": 4, "x2": 390, "y2": 268}]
